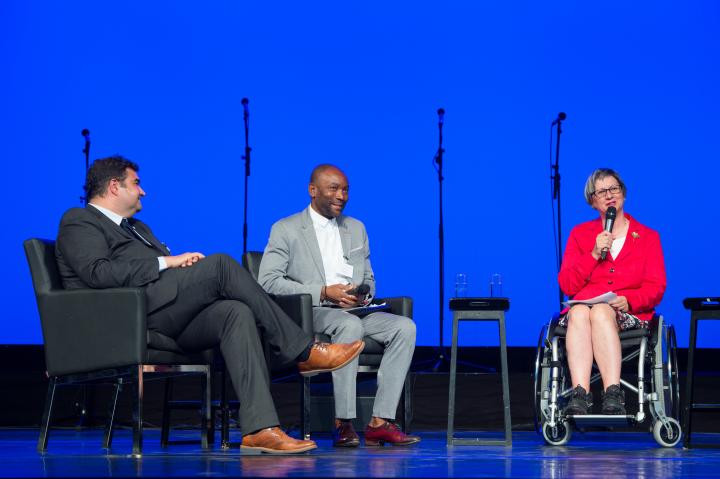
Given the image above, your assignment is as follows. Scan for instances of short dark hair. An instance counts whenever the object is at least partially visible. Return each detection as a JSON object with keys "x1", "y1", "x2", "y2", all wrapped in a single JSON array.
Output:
[
  {"x1": 309, "y1": 164, "x2": 344, "y2": 184},
  {"x1": 84, "y1": 155, "x2": 139, "y2": 200}
]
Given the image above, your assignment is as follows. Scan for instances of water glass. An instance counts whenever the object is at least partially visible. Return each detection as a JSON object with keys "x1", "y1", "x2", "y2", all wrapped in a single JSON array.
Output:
[
  {"x1": 490, "y1": 273, "x2": 503, "y2": 297},
  {"x1": 455, "y1": 273, "x2": 468, "y2": 298}
]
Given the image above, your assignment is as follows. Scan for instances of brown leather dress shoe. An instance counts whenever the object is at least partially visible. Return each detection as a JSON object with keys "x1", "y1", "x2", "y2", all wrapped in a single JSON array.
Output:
[
  {"x1": 241, "y1": 427, "x2": 317, "y2": 454},
  {"x1": 332, "y1": 420, "x2": 360, "y2": 447},
  {"x1": 364, "y1": 421, "x2": 421, "y2": 447},
  {"x1": 298, "y1": 340, "x2": 364, "y2": 377}
]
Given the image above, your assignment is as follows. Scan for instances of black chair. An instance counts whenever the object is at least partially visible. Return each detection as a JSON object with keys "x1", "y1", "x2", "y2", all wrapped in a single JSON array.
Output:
[
  {"x1": 24, "y1": 238, "x2": 212, "y2": 456},
  {"x1": 243, "y1": 251, "x2": 413, "y2": 438}
]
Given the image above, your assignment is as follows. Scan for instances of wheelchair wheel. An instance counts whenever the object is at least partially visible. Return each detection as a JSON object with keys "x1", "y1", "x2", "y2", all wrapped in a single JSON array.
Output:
[
  {"x1": 533, "y1": 324, "x2": 549, "y2": 434},
  {"x1": 652, "y1": 418, "x2": 682, "y2": 447},
  {"x1": 542, "y1": 421, "x2": 572, "y2": 446},
  {"x1": 664, "y1": 324, "x2": 681, "y2": 420}
]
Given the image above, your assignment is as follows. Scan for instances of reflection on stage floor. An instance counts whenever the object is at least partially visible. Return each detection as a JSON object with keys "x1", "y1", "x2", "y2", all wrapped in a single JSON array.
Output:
[{"x1": 2, "y1": 428, "x2": 720, "y2": 478}]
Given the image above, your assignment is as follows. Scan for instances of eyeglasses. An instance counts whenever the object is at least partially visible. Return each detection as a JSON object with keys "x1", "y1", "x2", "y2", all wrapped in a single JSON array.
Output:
[{"x1": 592, "y1": 185, "x2": 622, "y2": 198}]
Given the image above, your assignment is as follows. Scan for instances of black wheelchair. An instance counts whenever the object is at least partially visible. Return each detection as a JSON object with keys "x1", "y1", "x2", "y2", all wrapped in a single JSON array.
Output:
[{"x1": 533, "y1": 313, "x2": 682, "y2": 447}]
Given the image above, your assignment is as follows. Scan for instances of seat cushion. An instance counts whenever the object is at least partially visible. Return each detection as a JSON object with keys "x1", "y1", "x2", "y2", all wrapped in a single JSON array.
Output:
[
  {"x1": 552, "y1": 323, "x2": 655, "y2": 351},
  {"x1": 361, "y1": 337, "x2": 385, "y2": 355},
  {"x1": 146, "y1": 348, "x2": 210, "y2": 365},
  {"x1": 358, "y1": 353, "x2": 382, "y2": 368},
  {"x1": 146, "y1": 330, "x2": 214, "y2": 364},
  {"x1": 147, "y1": 330, "x2": 185, "y2": 354}
]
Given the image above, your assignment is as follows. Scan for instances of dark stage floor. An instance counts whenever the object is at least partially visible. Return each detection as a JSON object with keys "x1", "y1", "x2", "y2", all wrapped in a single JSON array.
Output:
[{"x1": 3, "y1": 428, "x2": 720, "y2": 478}]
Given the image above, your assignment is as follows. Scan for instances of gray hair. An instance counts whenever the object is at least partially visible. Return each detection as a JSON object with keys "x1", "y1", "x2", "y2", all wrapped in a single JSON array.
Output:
[{"x1": 583, "y1": 168, "x2": 627, "y2": 205}]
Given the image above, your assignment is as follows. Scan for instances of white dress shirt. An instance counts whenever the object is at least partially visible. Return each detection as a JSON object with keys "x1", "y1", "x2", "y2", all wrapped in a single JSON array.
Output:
[
  {"x1": 308, "y1": 205, "x2": 349, "y2": 286},
  {"x1": 609, "y1": 220, "x2": 629, "y2": 260},
  {"x1": 89, "y1": 203, "x2": 167, "y2": 271}
]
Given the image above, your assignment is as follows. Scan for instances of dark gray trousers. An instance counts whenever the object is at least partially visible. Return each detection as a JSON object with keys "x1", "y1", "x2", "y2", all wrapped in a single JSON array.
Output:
[{"x1": 148, "y1": 254, "x2": 312, "y2": 433}]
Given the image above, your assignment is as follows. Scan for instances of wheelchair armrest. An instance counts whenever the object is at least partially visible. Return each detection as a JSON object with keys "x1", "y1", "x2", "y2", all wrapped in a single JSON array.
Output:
[
  {"x1": 38, "y1": 288, "x2": 147, "y2": 377},
  {"x1": 376, "y1": 296, "x2": 413, "y2": 319},
  {"x1": 269, "y1": 293, "x2": 314, "y2": 336}
]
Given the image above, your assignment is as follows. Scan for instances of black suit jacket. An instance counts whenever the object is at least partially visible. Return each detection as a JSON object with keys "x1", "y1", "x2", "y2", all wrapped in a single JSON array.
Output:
[{"x1": 56, "y1": 206, "x2": 177, "y2": 313}]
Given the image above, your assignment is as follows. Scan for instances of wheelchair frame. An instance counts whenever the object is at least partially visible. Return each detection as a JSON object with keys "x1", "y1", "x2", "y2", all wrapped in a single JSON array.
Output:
[{"x1": 533, "y1": 314, "x2": 682, "y2": 447}]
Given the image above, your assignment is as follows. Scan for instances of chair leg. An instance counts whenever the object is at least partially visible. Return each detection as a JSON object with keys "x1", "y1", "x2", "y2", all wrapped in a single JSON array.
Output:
[
  {"x1": 683, "y1": 312, "x2": 699, "y2": 448},
  {"x1": 207, "y1": 370, "x2": 216, "y2": 446},
  {"x1": 103, "y1": 379, "x2": 122, "y2": 449},
  {"x1": 160, "y1": 378, "x2": 173, "y2": 448},
  {"x1": 221, "y1": 369, "x2": 230, "y2": 449},
  {"x1": 402, "y1": 372, "x2": 413, "y2": 433},
  {"x1": 131, "y1": 366, "x2": 144, "y2": 456},
  {"x1": 208, "y1": 407, "x2": 216, "y2": 446},
  {"x1": 302, "y1": 377, "x2": 311, "y2": 440},
  {"x1": 75, "y1": 384, "x2": 93, "y2": 429},
  {"x1": 37, "y1": 378, "x2": 57, "y2": 453},
  {"x1": 200, "y1": 368, "x2": 210, "y2": 449}
]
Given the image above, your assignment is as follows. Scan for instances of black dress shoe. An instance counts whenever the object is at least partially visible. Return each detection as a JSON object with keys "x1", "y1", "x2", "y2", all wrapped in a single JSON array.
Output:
[{"x1": 332, "y1": 420, "x2": 360, "y2": 447}]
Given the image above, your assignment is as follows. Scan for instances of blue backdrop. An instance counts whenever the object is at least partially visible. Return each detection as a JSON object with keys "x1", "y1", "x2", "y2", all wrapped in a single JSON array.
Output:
[{"x1": 3, "y1": 1, "x2": 719, "y2": 347}]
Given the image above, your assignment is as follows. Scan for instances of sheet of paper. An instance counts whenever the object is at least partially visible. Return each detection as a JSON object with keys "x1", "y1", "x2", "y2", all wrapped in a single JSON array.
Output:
[
  {"x1": 562, "y1": 291, "x2": 617, "y2": 307},
  {"x1": 343, "y1": 301, "x2": 387, "y2": 313}
]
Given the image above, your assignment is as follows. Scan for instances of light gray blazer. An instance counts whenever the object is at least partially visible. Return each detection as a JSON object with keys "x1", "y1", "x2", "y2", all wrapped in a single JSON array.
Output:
[{"x1": 258, "y1": 206, "x2": 376, "y2": 306}]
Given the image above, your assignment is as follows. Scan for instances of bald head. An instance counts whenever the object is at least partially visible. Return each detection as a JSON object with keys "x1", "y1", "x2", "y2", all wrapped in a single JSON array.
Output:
[
  {"x1": 310, "y1": 164, "x2": 346, "y2": 184},
  {"x1": 308, "y1": 164, "x2": 349, "y2": 219}
]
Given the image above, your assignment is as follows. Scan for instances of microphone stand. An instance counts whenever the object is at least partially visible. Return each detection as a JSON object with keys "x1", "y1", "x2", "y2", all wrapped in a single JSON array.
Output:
[
  {"x1": 80, "y1": 129, "x2": 90, "y2": 205},
  {"x1": 412, "y1": 109, "x2": 447, "y2": 372},
  {"x1": 241, "y1": 98, "x2": 251, "y2": 254},
  {"x1": 551, "y1": 114, "x2": 565, "y2": 308},
  {"x1": 413, "y1": 109, "x2": 494, "y2": 374},
  {"x1": 75, "y1": 128, "x2": 94, "y2": 429},
  {"x1": 434, "y1": 108, "x2": 446, "y2": 372}
]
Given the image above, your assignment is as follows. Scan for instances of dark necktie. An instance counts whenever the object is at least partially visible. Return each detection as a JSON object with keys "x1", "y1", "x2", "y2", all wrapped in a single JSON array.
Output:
[{"x1": 120, "y1": 218, "x2": 155, "y2": 249}]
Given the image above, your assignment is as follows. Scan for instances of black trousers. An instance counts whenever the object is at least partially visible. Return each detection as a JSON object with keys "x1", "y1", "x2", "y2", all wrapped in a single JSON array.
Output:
[{"x1": 147, "y1": 254, "x2": 312, "y2": 434}]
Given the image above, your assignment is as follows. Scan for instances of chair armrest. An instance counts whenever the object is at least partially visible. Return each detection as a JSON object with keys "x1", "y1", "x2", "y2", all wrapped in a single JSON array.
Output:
[
  {"x1": 270, "y1": 293, "x2": 314, "y2": 335},
  {"x1": 38, "y1": 288, "x2": 147, "y2": 376},
  {"x1": 377, "y1": 296, "x2": 413, "y2": 319}
]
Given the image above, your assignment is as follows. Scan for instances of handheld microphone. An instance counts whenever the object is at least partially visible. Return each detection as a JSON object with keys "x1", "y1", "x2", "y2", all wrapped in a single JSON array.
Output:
[
  {"x1": 600, "y1": 206, "x2": 617, "y2": 260},
  {"x1": 551, "y1": 112, "x2": 567, "y2": 126},
  {"x1": 241, "y1": 98, "x2": 249, "y2": 119},
  {"x1": 347, "y1": 284, "x2": 370, "y2": 296},
  {"x1": 437, "y1": 108, "x2": 445, "y2": 125}
]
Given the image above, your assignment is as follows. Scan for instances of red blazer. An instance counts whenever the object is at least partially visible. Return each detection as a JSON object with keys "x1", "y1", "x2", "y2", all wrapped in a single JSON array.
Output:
[{"x1": 558, "y1": 213, "x2": 666, "y2": 321}]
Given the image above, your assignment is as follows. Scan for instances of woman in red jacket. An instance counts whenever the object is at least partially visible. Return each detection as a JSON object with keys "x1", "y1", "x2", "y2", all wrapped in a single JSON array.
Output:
[{"x1": 558, "y1": 168, "x2": 666, "y2": 415}]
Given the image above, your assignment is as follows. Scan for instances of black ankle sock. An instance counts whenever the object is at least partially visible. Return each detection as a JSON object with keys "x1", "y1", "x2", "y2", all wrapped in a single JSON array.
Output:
[{"x1": 296, "y1": 342, "x2": 314, "y2": 362}]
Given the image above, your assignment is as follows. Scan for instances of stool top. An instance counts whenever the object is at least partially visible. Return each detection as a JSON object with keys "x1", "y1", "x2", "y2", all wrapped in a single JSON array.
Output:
[
  {"x1": 449, "y1": 297, "x2": 510, "y2": 311},
  {"x1": 683, "y1": 297, "x2": 720, "y2": 310}
]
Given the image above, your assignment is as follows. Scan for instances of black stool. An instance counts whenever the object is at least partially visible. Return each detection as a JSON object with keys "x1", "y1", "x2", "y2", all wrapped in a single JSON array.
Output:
[
  {"x1": 447, "y1": 298, "x2": 511, "y2": 446},
  {"x1": 682, "y1": 297, "x2": 720, "y2": 448}
]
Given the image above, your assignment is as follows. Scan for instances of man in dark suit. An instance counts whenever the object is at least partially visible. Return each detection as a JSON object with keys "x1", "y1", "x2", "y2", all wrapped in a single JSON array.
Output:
[{"x1": 56, "y1": 155, "x2": 364, "y2": 454}]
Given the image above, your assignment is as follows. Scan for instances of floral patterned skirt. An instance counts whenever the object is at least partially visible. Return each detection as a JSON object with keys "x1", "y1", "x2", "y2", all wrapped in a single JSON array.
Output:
[{"x1": 559, "y1": 306, "x2": 647, "y2": 332}]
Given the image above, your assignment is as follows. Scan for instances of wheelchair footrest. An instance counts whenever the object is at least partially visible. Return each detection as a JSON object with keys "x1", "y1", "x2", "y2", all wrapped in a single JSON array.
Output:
[{"x1": 569, "y1": 414, "x2": 635, "y2": 428}]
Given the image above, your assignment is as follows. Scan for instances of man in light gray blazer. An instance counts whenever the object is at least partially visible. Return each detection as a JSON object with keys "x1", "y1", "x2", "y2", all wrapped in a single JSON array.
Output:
[{"x1": 258, "y1": 164, "x2": 419, "y2": 447}]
